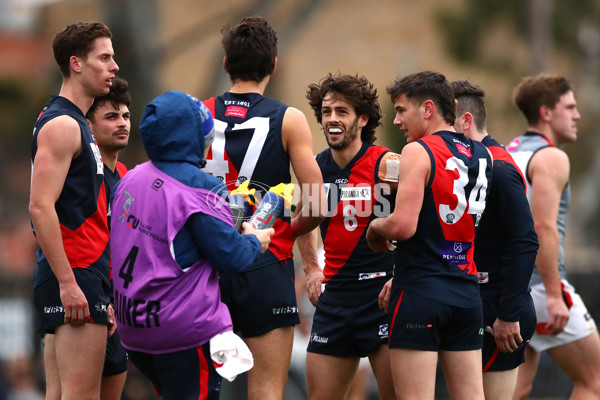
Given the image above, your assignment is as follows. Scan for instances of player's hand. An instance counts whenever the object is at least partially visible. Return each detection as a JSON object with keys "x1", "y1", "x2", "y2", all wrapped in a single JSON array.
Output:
[
  {"x1": 544, "y1": 295, "x2": 570, "y2": 334},
  {"x1": 378, "y1": 278, "x2": 393, "y2": 313},
  {"x1": 305, "y1": 267, "x2": 324, "y2": 307},
  {"x1": 60, "y1": 281, "x2": 89, "y2": 327},
  {"x1": 107, "y1": 304, "x2": 117, "y2": 338},
  {"x1": 366, "y1": 226, "x2": 395, "y2": 253},
  {"x1": 487, "y1": 319, "x2": 524, "y2": 353},
  {"x1": 242, "y1": 222, "x2": 275, "y2": 253}
]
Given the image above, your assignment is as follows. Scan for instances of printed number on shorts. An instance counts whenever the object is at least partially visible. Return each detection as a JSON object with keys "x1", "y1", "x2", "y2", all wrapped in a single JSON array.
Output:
[
  {"x1": 119, "y1": 246, "x2": 139, "y2": 289},
  {"x1": 438, "y1": 157, "x2": 488, "y2": 224}
]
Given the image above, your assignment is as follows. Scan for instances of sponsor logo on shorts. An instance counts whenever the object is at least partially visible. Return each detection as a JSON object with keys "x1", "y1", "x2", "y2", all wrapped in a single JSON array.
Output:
[
  {"x1": 272, "y1": 306, "x2": 298, "y2": 315},
  {"x1": 43, "y1": 305, "x2": 65, "y2": 314},
  {"x1": 358, "y1": 271, "x2": 387, "y2": 281},
  {"x1": 310, "y1": 333, "x2": 328, "y2": 344},
  {"x1": 379, "y1": 324, "x2": 389, "y2": 336},
  {"x1": 584, "y1": 312, "x2": 593, "y2": 322},
  {"x1": 478, "y1": 328, "x2": 484, "y2": 335},
  {"x1": 405, "y1": 323, "x2": 433, "y2": 331},
  {"x1": 95, "y1": 303, "x2": 107, "y2": 313}
]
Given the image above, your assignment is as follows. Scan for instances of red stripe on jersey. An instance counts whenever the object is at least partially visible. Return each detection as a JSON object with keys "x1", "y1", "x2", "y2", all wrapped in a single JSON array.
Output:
[
  {"x1": 196, "y1": 346, "x2": 209, "y2": 400},
  {"x1": 488, "y1": 146, "x2": 527, "y2": 192},
  {"x1": 323, "y1": 147, "x2": 386, "y2": 282},
  {"x1": 202, "y1": 97, "x2": 217, "y2": 117},
  {"x1": 61, "y1": 182, "x2": 110, "y2": 268},
  {"x1": 267, "y1": 218, "x2": 294, "y2": 260},
  {"x1": 116, "y1": 161, "x2": 128, "y2": 177}
]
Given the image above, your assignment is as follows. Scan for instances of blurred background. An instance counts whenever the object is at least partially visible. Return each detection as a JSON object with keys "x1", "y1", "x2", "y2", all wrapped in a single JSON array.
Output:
[{"x1": 1, "y1": 0, "x2": 599, "y2": 398}]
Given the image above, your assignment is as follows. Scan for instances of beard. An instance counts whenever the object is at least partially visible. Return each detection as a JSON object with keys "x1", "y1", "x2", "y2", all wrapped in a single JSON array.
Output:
[{"x1": 326, "y1": 117, "x2": 360, "y2": 150}]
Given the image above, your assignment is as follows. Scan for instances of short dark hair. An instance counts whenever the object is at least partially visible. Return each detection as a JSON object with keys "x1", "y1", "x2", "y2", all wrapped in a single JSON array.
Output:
[
  {"x1": 513, "y1": 74, "x2": 572, "y2": 125},
  {"x1": 387, "y1": 70, "x2": 456, "y2": 125},
  {"x1": 451, "y1": 80, "x2": 487, "y2": 132},
  {"x1": 52, "y1": 21, "x2": 113, "y2": 78},
  {"x1": 221, "y1": 16, "x2": 277, "y2": 83},
  {"x1": 306, "y1": 73, "x2": 382, "y2": 144},
  {"x1": 86, "y1": 76, "x2": 130, "y2": 122}
]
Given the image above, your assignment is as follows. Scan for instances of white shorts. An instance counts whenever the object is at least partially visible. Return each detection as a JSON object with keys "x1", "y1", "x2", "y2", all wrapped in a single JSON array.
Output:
[{"x1": 529, "y1": 280, "x2": 597, "y2": 352}]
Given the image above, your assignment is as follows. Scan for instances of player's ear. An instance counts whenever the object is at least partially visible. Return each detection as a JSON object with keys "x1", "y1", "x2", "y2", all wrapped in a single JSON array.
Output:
[{"x1": 70, "y1": 56, "x2": 82, "y2": 73}]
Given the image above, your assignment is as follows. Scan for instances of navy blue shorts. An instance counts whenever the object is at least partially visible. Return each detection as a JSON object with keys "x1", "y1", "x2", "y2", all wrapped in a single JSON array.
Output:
[
  {"x1": 388, "y1": 289, "x2": 483, "y2": 351},
  {"x1": 307, "y1": 289, "x2": 389, "y2": 357},
  {"x1": 103, "y1": 330, "x2": 128, "y2": 376},
  {"x1": 481, "y1": 292, "x2": 536, "y2": 371},
  {"x1": 128, "y1": 343, "x2": 221, "y2": 400},
  {"x1": 34, "y1": 268, "x2": 111, "y2": 334},
  {"x1": 219, "y1": 258, "x2": 299, "y2": 338}
]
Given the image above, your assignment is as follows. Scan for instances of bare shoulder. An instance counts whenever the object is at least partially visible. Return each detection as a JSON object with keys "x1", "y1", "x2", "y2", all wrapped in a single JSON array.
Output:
[
  {"x1": 36, "y1": 115, "x2": 83, "y2": 157},
  {"x1": 282, "y1": 106, "x2": 311, "y2": 151},
  {"x1": 529, "y1": 146, "x2": 570, "y2": 186}
]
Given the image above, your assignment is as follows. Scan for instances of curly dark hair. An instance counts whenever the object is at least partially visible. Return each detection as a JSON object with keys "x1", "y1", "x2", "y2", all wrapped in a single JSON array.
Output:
[
  {"x1": 451, "y1": 80, "x2": 487, "y2": 132},
  {"x1": 221, "y1": 16, "x2": 277, "y2": 83},
  {"x1": 306, "y1": 73, "x2": 382, "y2": 144},
  {"x1": 387, "y1": 70, "x2": 456, "y2": 125},
  {"x1": 86, "y1": 76, "x2": 130, "y2": 121},
  {"x1": 513, "y1": 74, "x2": 572, "y2": 126},
  {"x1": 52, "y1": 21, "x2": 112, "y2": 78}
]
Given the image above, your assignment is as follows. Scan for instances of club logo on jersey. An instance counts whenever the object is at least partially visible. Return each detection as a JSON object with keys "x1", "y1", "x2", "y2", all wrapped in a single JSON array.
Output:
[
  {"x1": 119, "y1": 190, "x2": 135, "y2": 224},
  {"x1": 506, "y1": 138, "x2": 522, "y2": 152},
  {"x1": 478, "y1": 272, "x2": 489, "y2": 284},
  {"x1": 340, "y1": 186, "x2": 371, "y2": 201},
  {"x1": 379, "y1": 324, "x2": 389, "y2": 336},
  {"x1": 358, "y1": 271, "x2": 387, "y2": 280},
  {"x1": 440, "y1": 240, "x2": 471, "y2": 265},
  {"x1": 445, "y1": 213, "x2": 456, "y2": 224}
]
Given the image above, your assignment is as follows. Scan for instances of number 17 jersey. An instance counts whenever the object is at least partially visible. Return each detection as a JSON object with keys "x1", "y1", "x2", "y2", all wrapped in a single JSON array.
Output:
[{"x1": 203, "y1": 92, "x2": 293, "y2": 268}]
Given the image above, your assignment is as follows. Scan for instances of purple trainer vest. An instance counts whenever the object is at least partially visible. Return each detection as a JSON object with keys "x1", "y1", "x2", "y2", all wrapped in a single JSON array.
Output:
[{"x1": 111, "y1": 161, "x2": 233, "y2": 353}]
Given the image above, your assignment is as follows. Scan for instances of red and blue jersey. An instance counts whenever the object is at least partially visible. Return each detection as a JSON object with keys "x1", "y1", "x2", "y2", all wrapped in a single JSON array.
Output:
[
  {"x1": 317, "y1": 143, "x2": 395, "y2": 303},
  {"x1": 394, "y1": 131, "x2": 492, "y2": 308},
  {"x1": 31, "y1": 95, "x2": 110, "y2": 287},
  {"x1": 202, "y1": 92, "x2": 292, "y2": 269}
]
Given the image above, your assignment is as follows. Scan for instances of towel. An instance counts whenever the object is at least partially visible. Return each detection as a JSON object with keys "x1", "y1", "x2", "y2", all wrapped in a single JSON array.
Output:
[{"x1": 209, "y1": 330, "x2": 254, "y2": 382}]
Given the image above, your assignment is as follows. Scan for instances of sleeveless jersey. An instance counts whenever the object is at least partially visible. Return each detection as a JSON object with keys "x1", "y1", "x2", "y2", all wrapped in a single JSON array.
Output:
[
  {"x1": 105, "y1": 161, "x2": 128, "y2": 227},
  {"x1": 31, "y1": 95, "x2": 110, "y2": 287},
  {"x1": 110, "y1": 162, "x2": 233, "y2": 353},
  {"x1": 317, "y1": 143, "x2": 395, "y2": 303},
  {"x1": 507, "y1": 132, "x2": 569, "y2": 285},
  {"x1": 394, "y1": 131, "x2": 492, "y2": 308},
  {"x1": 476, "y1": 136, "x2": 538, "y2": 321},
  {"x1": 203, "y1": 92, "x2": 292, "y2": 269}
]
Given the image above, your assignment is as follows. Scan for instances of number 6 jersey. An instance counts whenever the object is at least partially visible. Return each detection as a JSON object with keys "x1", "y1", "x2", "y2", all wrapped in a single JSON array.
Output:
[
  {"x1": 394, "y1": 131, "x2": 493, "y2": 308},
  {"x1": 203, "y1": 93, "x2": 293, "y2": 268}
]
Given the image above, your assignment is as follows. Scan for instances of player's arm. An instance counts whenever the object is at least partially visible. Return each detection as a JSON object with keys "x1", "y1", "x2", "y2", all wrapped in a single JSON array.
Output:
[
  {"x1": 29, "y1": 116, "x2": 89, "y2": 326},
  {"x1": 367, "y1": 142, "x2": 428, "y2": 251},
  {"x1": 377, "y1": 152, "x2": 401, "y2": 191},
  {"x1": 529, "y1": 146, "x2": 571, "y2": 334},
  {"x1": 282, "y1": 107, "x2": 326, "y2": 237},
  {"x1": 297, "y1": 229, "x2": 323, "y2": 306}
]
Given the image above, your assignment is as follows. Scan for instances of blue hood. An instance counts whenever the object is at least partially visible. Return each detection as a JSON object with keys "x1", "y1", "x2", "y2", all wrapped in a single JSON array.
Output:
[{"x1": 140, "y1": 90, "x2": 208, "y2": 166}]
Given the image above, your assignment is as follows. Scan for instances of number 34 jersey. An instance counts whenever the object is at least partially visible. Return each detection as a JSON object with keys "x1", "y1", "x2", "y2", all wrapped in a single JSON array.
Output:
[
  {"x1": 202, "y1": 93, "x2": 293, "y2": 267},
  {"x1": 394, "y1": 131, "x2": 493, "y2": 308}
]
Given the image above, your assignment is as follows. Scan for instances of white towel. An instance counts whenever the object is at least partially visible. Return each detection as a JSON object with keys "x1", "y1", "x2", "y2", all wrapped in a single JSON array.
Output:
[{"x1": 209, "y1": 330, "x2": 253, "y2": 382}]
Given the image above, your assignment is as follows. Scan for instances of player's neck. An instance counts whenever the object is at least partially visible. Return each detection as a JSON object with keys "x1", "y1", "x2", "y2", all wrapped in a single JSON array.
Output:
[
  {"x1": 528, "y1": 125, "x2": 557, "y2": 144},
  {"x1": 331, "y1": 139, "x2": 362, "y2": 169},
  {"x1": 101, "y1": 152, "x2": 118, "y2": 173},
  {"x1": 229, "y1": 76, "x2": 270, "y2": 95},
  {"x1": 58, "y1": 79, "x2": 94, "y2": 115}
]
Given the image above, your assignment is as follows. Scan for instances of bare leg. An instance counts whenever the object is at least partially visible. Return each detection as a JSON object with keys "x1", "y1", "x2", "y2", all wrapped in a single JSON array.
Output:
[
  {"x1": 439, "y1": 349, "x2": 484, "y2": 400},
  {"x1": 306, "y1": 352, "x2": 359, "y2": 400},
  {"x1": 101, "y1": 371, "x2": 127, "y2": 400},
  {"x1": 512, "y1": 346, "x2": 540, "y2": 400},
  {"x1": 389, "y1": 348, "x2": 438, "y2": 400},
  {"x1": 368, "y1": 345, "x2": 395, "y2": 400},
  {"x1": 546, "y1": 332, "x2": 600, "y2": 400},
  {"x1": 245, "y1": 326, "x2": 294, "y2": 400},
  {"x1": 483, "y1": 369, "x2": 518, "y2": 400},
  {"x1": 54, "y1": 323, "x2": 107, "y2": 400},
  {"x1": 43, "y1": 333, "x2": 61, "y2": 400}
]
